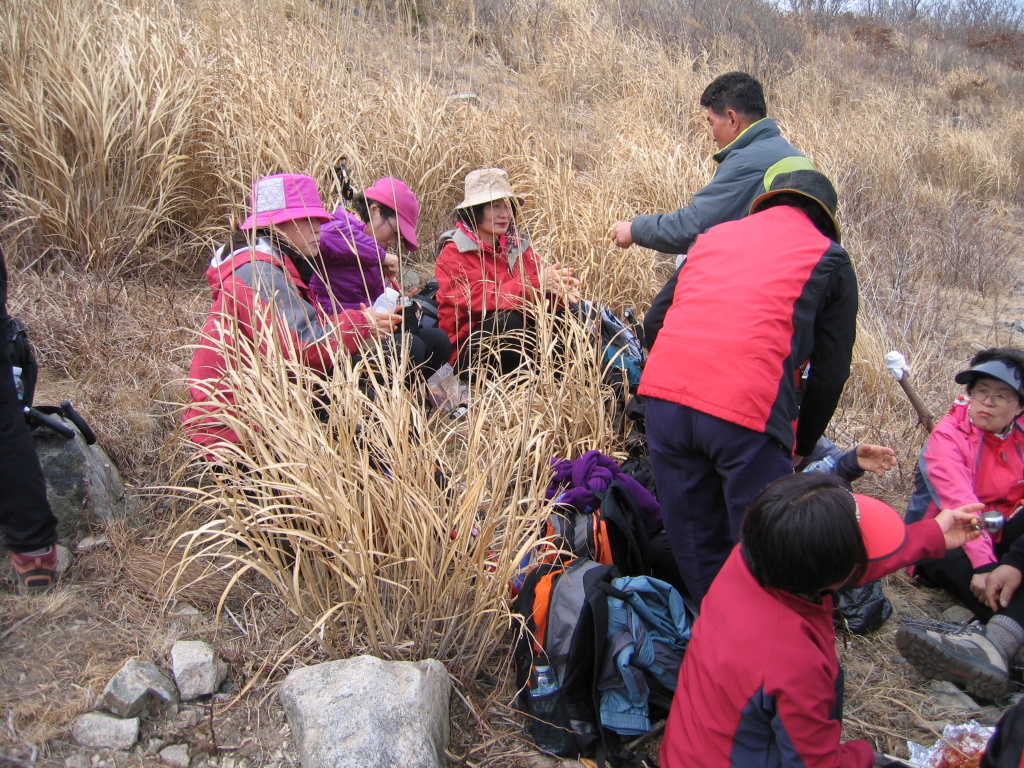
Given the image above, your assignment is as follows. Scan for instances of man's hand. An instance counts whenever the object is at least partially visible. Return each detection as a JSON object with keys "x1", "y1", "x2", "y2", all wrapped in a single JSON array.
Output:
[
  {"x1": 933, "y1": 502, "x2": 984, "y2": 550},
  {"x1": 983, "y1": 564, "x2": 1023, "y2": 612},
  {"x1": 609, "y1": 221, "x2": 634, "y2": 249},
  {"x1": 855, "y1": 444, "x2": 898, "y2": 477}
]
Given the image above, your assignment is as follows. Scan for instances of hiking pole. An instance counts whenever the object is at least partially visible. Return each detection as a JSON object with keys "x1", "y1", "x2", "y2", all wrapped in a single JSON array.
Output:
[{"x1": 884, "y1": 351, "x2": 935, "y2": 433}]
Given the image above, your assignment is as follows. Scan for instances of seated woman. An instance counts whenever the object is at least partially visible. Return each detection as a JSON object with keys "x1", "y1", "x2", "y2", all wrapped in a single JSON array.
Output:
[
  {"x1": 660, "y1": 472, "x2": 980, "y2": 768},
  {"x1": 434, "y1": 168, "x2": 580, "y2": 377},
  {"x1": 309, "y1": 177, "x2": 451, "y2": 380},
  {"x1": 184, "y1": 173, "x2": 393, "y2": 453},
  {"x1": 897, "y1": 347, "x2": 1024, "y2": 701}
]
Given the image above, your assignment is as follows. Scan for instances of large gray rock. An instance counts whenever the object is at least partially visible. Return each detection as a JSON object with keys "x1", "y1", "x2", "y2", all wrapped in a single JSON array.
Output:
[
  {"x1": 159, "y1": 744, "x2": 191, "y2": 768},
  {"x1": 101, "y1": 658, "x2": 178, "y2": 718},
  {"x1": 31, "y1": 414, "x2": 130, "y2": 542},
  {"x1": 171, "y1": 641, "x2": 227, "y2": 701},
  {"x1": 279, "y1": 656, "x2": 450, "y2": 768},
  {"x1": 71, "y1": 712, "x2": 140, "y2": 750}
]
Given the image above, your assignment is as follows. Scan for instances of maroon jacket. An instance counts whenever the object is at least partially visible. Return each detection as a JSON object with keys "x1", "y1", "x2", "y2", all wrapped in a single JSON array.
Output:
[
  {"x1": 661, "y1": 519, "x2": 946, "y2": 768},
  {"x1": 638, "y1": 206, "x2": 858, "y2": 457}
]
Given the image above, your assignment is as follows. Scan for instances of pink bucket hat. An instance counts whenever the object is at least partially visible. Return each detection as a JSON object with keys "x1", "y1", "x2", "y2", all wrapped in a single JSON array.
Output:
[
  {"x1": 239, "y1": 174, "x2": 334, "y2": 231},
  {"x1": 363, "y1": 177, "x2": 420, "y2": 251}
]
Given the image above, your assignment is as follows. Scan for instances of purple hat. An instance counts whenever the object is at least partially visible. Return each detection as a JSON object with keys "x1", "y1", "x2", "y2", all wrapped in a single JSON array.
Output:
[
  {"x1": 239, "y1": 174, "x2": 333, "y2": 231},
  {"x1": 363, "y1": 177, "x2": 420, "y2": 251}
]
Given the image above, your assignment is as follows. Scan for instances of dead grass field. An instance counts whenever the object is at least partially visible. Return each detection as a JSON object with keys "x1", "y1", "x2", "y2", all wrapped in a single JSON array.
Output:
[{"x1": 3, "y1": 0, "x2": 1024, "y2": 764}]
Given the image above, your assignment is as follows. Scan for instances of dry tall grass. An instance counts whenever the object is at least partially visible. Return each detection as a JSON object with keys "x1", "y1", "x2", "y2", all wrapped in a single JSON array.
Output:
[{"x1": 3, "y1": 0, "x2": 1024, "y2": 758}]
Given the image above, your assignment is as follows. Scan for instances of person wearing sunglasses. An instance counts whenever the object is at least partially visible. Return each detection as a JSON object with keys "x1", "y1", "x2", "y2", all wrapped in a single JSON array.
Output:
[{"x1": 897, "y1": 346, "x2": 1024, "y2": 701}]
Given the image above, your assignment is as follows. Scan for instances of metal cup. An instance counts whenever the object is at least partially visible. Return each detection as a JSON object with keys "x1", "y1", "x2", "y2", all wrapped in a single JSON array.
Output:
[{"x1": 978, "y1": 510, "x2": 1005, "y2": 533}]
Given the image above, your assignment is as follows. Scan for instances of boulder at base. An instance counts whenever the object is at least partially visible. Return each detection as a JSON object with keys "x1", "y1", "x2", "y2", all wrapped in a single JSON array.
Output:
[
  {"x1": 279, "y1": 655, "x2": 450, "y2": 768},
  {"x1": 31, "y1": 414, "x2": 130, "y2": 542}
]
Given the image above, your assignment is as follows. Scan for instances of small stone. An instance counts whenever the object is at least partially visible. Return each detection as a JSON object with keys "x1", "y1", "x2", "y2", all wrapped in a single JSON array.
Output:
[
  {"x1": 167, "y1": 603, "x2": 201, "y2": 619},
  {"x1": 159, "y1": 744, "x2": 190, "y2": 768},
  {"x1": 72, "y1": 712, "x2": 140, "y2": 751},
  {"x1": 76, "y1": 535, "x2": 109, "y2": 552},
  {"x1": 65, "y1": 752, "x2": 92, "y2": 768},
  {"x1": 101, "y1": 658, "x2": 177, "y2": 718},
  {"x1": 173, "y1": 707, "x2": 202, "y2": 730},
  {"x1": 941, "y1": 605, "x2": 976, "y2": 624},
  {"x1": 146, "y1": 738, "x2": 167, "y2": 755},
  {"x1": 171, "y1": 641, "x2": 228, "y2": 701}
]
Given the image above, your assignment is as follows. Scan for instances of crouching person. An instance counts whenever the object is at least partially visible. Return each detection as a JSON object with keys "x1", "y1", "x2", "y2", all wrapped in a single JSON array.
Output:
[
  {"x1": 660, "y1": 472, "x2": 981, "y2": 768},
  {"x1": 184, "y1": 173, "x2": 393, "y2": 454}
]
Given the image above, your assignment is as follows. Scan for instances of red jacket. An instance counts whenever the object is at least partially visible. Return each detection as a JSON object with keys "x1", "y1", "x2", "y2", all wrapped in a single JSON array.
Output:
[
  {"x1": 661, "y1": 520, "x2": 946, "y2": 768},
  {"x1": 434, "y1": 224, "x2": 542, "y2": 362},
  {"x1": 183, "y1": 238, "x2": 365, "y2": 450},
  {"x1": 638, "y1": 206, "x2": 857, "y2": 457}
]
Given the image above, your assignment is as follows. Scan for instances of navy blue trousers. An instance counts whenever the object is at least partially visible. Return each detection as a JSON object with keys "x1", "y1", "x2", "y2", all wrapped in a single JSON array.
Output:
[
  {"x1": 0, "y1": 251, "x2": 58, "y2": 553},
  {"x1": 645, "y1": 398, "x2": 792, "y2": 605}
]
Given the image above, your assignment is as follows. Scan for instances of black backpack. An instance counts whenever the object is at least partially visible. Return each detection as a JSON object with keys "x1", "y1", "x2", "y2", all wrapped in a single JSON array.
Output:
[
  {"x1": 7, "y1": 316, "x2": 96, "y2": 443},
  {"x1": 7, "y1": 317, "x2": 38, "y2": 408}
]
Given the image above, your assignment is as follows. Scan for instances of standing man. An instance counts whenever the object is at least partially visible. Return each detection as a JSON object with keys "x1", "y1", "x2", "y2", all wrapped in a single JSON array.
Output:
[
  {"x1": 638, "y1": 170, "x2": 858, "y2": 605},
  {"x1": 609, "y1": 71, "x2": 814, "y2": 347},
  {"x1": 0, "y1": 246, "x2": 59, "y2": 594}
]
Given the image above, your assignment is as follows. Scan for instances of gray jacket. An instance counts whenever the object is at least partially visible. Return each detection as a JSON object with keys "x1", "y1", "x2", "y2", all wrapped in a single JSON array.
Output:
[{"x1": 636, "y1": 118, "x2": 812, "y2": 346}]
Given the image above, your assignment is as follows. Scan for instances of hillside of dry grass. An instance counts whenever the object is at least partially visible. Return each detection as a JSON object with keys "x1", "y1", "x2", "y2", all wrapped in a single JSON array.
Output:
[{"x1": 3, "y1": 0, "x2": 1024, "y2": 763}]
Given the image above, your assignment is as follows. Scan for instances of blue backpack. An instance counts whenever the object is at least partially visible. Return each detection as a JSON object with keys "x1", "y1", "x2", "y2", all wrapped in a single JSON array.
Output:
[{"x1": 571, "y1": 301, "x2": 646, "y2": 391}]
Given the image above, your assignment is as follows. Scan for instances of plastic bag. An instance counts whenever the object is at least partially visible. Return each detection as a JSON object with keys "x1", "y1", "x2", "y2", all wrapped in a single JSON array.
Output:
[{"x1": 426, "y1": 363, "x2": 469, "y2": 414}]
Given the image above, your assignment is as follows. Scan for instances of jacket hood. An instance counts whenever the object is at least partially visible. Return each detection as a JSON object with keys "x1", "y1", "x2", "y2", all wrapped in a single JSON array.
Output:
[{"x1": 713, "y1": 117, "x2": 780, "y2": 164}]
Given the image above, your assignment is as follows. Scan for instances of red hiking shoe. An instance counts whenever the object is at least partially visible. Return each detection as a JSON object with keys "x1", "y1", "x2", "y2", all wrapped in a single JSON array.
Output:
[{"x1": 10, "y1": 545, "x2": 58, "y2": 595}]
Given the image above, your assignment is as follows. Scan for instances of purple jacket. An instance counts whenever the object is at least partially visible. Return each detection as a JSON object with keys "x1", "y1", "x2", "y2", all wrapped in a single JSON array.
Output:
[{"x1": 310, "y1": 208, "x2": 388, "y2": 313}]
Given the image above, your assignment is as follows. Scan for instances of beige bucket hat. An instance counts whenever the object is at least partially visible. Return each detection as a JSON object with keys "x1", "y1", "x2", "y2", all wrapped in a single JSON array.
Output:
[{"x1": 455, "y1": 168, "x2": 522, "y2": 209}]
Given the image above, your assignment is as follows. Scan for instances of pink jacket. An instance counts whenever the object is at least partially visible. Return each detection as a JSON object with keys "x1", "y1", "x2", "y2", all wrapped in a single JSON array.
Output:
[
  {"x1": 916, "y1": 402, "x2": 1024, "y2": 569},
  {"x1": 183, "y1": 238, "x2": 366, "y2": 450}
]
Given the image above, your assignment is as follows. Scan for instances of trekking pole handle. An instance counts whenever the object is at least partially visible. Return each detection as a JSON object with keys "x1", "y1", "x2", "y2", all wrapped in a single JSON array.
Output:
[
  {"x1": 23, "y1": 406, "x2": 76, "y2": 439},
  {"x1": 884, "y1": 351, "x2": 935, "y2": 433}
]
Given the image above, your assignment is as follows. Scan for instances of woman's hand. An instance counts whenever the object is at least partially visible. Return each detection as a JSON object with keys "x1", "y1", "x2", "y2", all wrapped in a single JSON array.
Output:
[
  {"x1": 540, "y1": 262, "x2": 582, "y2": 304},
  {"x1": 971, "y1": 571, "x2": 990, "y2": 603},
  {"x1": 983, "y1": 564, "x2": 1023, "y2": 612},
  {"x1": 933, "y1": 502, "x2": 984, "y2": 550},
  {"x1": 357, "y1": 303, "x2": 401, "y2": 339},
  {"x1": 855, "y1": 444, "x2": 898, "y2": 477},
  {"x1": 382, "y1": 253, "x2": 399, "y2": 278}
]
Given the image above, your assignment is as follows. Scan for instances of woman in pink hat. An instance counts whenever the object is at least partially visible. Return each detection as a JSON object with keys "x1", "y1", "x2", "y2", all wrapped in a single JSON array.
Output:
[
  {"x1": 184, "y1": 173, "x2": 397, "y2": 452},
  {"x1": 434, "y1": 168, "x2": 581, "y2": 377},
  {"x1": 309, "y1": 177, "x2": 451, "y2": 380},
  {"x1": 659, "y1": 472, "x2": 981, "y2": 768}
]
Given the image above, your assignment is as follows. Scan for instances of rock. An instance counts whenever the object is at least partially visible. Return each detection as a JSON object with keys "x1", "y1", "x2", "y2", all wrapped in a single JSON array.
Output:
[
  {"x1": 173, "y1": 707, "x2": 202, "y2": 730},
  {"x1": 159, "y1": 744, "x2": 190, "y2": 768},
  {"x1": 941, "y1": 605, "x2": 976, "y2": 624},
  {"x1": 171, "y1": 641, "x2": 227, "y2": 701},
  {"x1": 401, "y1": 268, "x2": 422, "y2": 294},
  {"x1": 30, "y1": 414, "x2": 131, "y2": 544},
  {"x1": 65, "y1": 753, "x2": 92, "y2": 768},
  {"x1": 279, "y1": 655, "x2": 450, "y2": 768},
  {"x1": 447, "y1": 91, "x2": 480, "y2": 106},
  {"x1": 101, "y1": 658, "x2": 178, "y2": 718},
  {"x1": 71, "y1": 712, "x2": 140, "y2": 750},
  {"x1": 167, "y1": 603, "x2": 201, "y2": 619},
  {"x1": 923, "y1": 680, "x2": 982, "y2": 713}
]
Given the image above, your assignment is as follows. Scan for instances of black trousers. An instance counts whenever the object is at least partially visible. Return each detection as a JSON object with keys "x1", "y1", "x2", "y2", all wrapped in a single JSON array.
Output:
[
  {"x1": 0, "y1": 249, "x2": 58, "y2": 552},
  {"x1": 918, "y1": 510, "x2": 1024, "y2": 627}
]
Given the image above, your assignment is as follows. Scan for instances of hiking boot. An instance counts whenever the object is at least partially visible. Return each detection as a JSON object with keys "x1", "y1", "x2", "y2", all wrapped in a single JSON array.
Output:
[
  {"x1": 10, "y1": 545, "x2": 58, "y2": 596},
  {"x1": 896, "y1": 623, "x2": 1009, "y2": 702}
]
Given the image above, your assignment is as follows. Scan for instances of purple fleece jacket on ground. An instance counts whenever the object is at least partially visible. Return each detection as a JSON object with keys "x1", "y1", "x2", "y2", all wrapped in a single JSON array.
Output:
[
  {"x1": 546, "y1": 450, "x2": 662, "y2": 534},
  {"x1": 309, "y1": 207, "x2": 388, "y2": 313}
]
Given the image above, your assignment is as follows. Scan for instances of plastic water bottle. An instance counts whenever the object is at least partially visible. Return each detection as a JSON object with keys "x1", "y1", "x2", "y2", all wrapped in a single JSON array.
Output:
[
  {"x1": 532, "y1": 665, "x2": 557, "y2": 697},
  {"x1": 12, "y1": 366, "x2": 24, "y2": 401}
]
